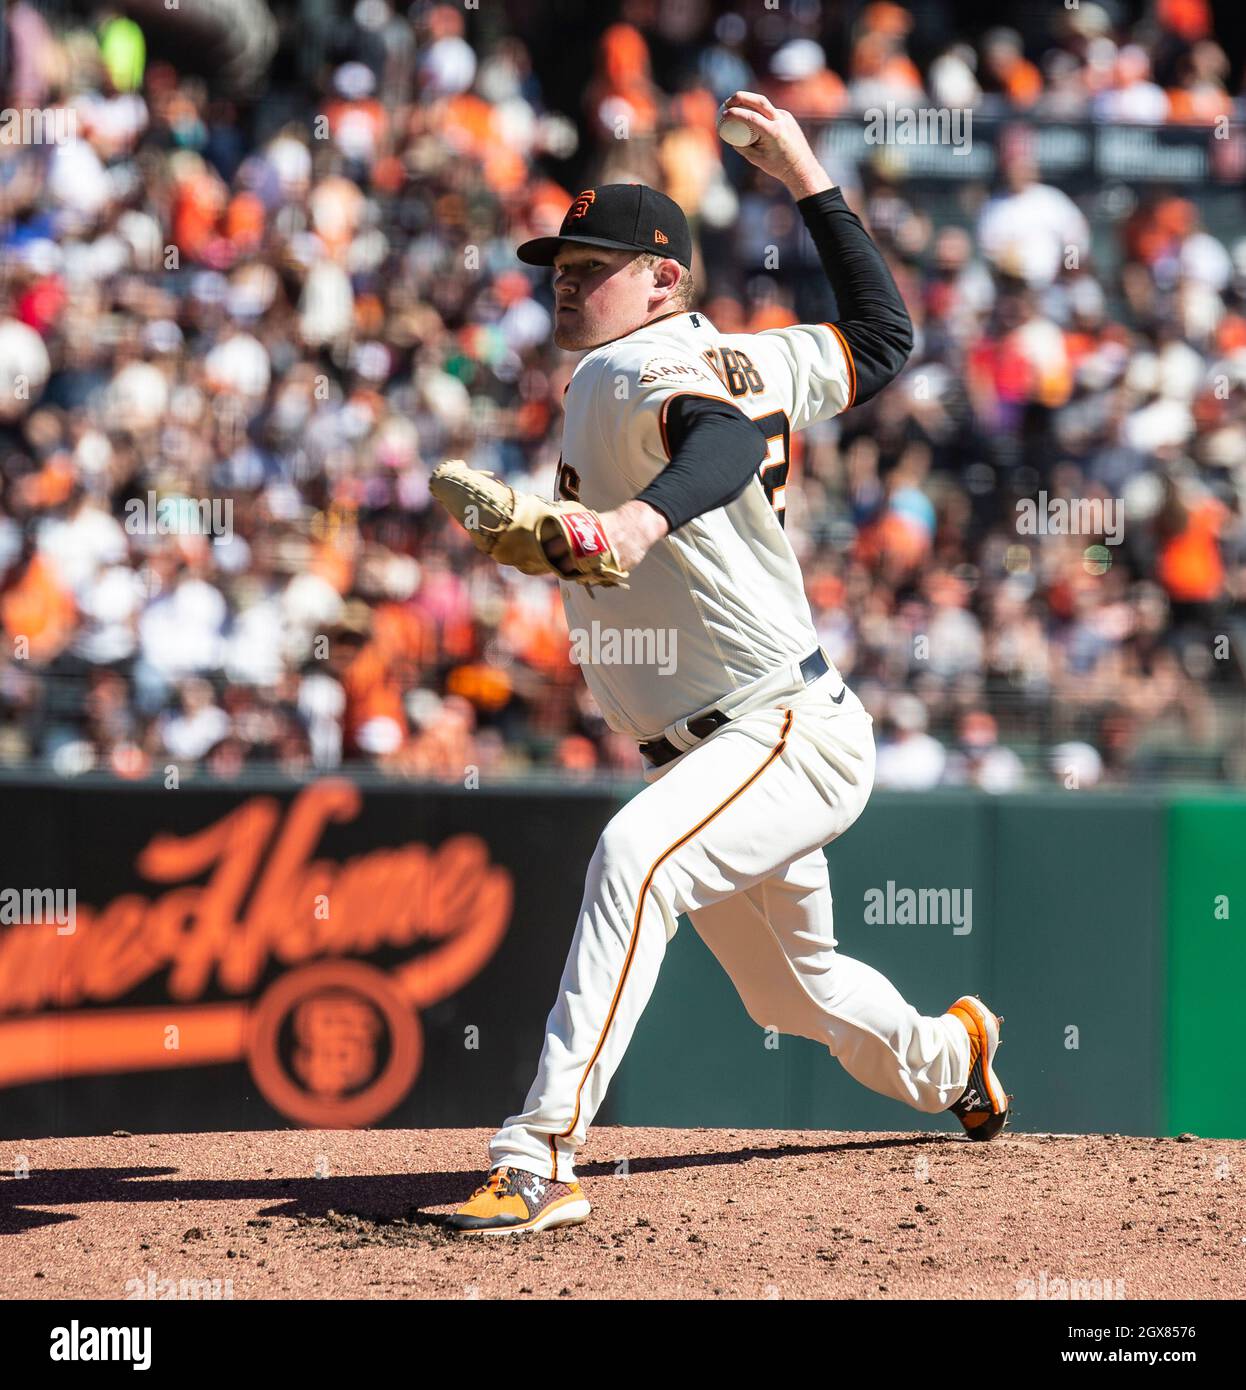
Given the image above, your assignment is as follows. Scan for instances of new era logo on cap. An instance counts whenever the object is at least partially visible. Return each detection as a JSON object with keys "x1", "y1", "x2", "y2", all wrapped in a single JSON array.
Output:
[{"x1": 654, "y1": 229, "x2": 669, "y2": 244}]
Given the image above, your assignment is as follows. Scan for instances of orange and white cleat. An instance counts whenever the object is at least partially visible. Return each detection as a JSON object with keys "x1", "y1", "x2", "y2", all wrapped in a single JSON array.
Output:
[
  {"x1": 945, "y1": 996, "x2": 1012, "y2": 1141},
  {"x1": 446, "y1": 1165, "x2": 591, "y2": 1235}
]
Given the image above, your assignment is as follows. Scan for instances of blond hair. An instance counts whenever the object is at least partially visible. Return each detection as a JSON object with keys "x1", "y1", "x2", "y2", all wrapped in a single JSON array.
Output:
[{"x1": 631, "y1": 252, "x2": 695, "y2": 310}]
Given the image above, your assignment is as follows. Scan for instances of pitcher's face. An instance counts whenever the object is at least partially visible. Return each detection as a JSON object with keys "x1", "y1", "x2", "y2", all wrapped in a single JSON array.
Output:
[{"x1": 551, "y1": 246, "x2": 675, "y2": 350}]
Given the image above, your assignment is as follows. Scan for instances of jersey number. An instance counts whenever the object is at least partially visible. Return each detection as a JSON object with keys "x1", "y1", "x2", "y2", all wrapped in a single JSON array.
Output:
[
  {"x1": 752, "y1": 409, "x2": 791, "y2": 526},
  {"x1": 555, "y1": 455, "x2": 580, "y2": 501},
  {"x1": 702, "y1": 346, "x2": 764, "y2": 398},
  {"x1": 701, "y1": 348, "x2": 790, "y2": 525}
]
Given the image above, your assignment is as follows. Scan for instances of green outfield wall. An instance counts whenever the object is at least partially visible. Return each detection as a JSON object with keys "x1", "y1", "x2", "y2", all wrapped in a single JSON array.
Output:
[
  {"x1": 0, "y1": 778, "x2": 1240, "y2": 1139},
  {"x1": 606, "y1": 790, "x2": 1246, "y2": 1141},
  {"x1": 1165, "y1": 798, "x2": 1246, "y2": 1140}
]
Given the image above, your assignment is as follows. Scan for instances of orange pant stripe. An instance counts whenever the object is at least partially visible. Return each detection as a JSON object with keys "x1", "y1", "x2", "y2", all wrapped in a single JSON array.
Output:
[{"x1": 558, "y1": 709, "x2": 795, "y2": 1140}]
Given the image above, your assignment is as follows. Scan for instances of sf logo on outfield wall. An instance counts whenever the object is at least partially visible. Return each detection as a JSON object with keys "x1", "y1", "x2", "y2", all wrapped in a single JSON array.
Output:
[{"x1": 0, "y1": 780, "x2": 513, "y2": 1128}]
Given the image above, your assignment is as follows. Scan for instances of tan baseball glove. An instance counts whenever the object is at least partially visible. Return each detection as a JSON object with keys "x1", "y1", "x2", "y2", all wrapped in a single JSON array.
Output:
[{"x1": 429, "y1": 460, "x2": 629, "y2": 588}]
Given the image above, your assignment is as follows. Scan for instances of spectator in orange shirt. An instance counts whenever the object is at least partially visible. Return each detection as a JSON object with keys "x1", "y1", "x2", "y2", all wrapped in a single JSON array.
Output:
[
  {"x1": 1166, "y1": 42, "x2": 1234, "y2": 125},
  {"x1": 169, "y1": 152, "x2": 228, "y2": 265},
  {"x1": 767, "y1": 39, "x2": 850, "y2": 118},
  {"x1": 981, "y1": 28, "x2": 1043, "y2": 110},
  {"x1": 1156, "y1": 0, "x2": 1214, "y2": 44},
  {"x1": 1155, "y1": 484, "x2": 1227, "y2": 608},
  {"x1": 1, "y1": 547, "x2": 77, "y2": 664},
  {"x1": 585, "y1": 23, "x2": 661, "y2": 143},
  {"x1": 847, "y1": 31, "x2": 924, "y2": 109}
]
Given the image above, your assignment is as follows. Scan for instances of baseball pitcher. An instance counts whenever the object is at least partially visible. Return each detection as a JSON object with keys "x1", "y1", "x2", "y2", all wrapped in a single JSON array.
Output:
[{"x1": 432, "y1": 93, "x2": 1011, "y2": 1234}]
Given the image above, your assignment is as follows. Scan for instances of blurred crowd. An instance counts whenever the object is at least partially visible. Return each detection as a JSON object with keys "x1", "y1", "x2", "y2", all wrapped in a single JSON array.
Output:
[{"x1": 1, "y1": 0, "x2": 1244, "y2": 787}]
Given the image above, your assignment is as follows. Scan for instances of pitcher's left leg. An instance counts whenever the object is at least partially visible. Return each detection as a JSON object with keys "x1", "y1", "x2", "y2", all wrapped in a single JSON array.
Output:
[{"x1": 690, "y1": 848, "x2": 971, "y2": 1113}]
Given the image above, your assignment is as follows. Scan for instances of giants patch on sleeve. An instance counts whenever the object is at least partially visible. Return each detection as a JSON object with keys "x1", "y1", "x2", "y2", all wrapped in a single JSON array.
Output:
[{"x1": 637, "y1": 356, "x2": 715, "y2": 387}]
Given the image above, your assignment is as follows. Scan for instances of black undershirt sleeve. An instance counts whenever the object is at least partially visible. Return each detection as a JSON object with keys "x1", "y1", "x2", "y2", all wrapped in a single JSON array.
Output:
[
  {"x1": 630, "y1": 189, "x2": 909, "y2": 532},
  {"x1": 796, "y1": 187, "x2": 914, "y2": 404},
  {"x1": 633, "y1": 393, "x2": 767, "y2": 533}
]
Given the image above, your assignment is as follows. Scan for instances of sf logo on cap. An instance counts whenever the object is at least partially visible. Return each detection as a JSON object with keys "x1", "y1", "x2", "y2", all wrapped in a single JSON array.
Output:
[{"x1": 569, "y1": 190, "x2": 596, "y2": 220}]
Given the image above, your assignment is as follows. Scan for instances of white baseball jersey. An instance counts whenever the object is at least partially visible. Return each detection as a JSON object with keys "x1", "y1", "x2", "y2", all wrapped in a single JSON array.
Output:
[
  {"x1": 487, "y1": 313, "x2": 977, "y2": 1197},
  {"x1": 555, "y1": 309, "x2": 855, "y2": 740}
]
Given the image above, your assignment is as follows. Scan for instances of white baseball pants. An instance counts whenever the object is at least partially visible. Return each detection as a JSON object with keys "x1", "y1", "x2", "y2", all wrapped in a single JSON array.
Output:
[{"x1": 489, "y1": 675, "x2": 972, "y2": 1182}]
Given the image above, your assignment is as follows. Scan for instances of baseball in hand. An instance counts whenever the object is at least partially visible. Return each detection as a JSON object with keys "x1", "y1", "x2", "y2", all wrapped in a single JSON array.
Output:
[{"x1": 718, "y1": 113, "x2": 758, "y2": 147}]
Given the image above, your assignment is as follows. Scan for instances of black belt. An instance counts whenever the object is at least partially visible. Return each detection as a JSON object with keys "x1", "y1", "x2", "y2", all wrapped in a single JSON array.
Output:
[{"x1": 638, "y1": 648, "x2": 834, "y2": 768}]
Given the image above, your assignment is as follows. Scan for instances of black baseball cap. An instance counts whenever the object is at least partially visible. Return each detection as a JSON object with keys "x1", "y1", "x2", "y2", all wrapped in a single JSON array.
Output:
[{"x1": 516, "y1": 184, "x2": 692, "y2": 270}]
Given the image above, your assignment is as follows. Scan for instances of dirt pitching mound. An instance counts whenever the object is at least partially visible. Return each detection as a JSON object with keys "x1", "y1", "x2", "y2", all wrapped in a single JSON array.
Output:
[{"x1": 2, "y1": 1126, "x2": 1241, "y2": 1300}]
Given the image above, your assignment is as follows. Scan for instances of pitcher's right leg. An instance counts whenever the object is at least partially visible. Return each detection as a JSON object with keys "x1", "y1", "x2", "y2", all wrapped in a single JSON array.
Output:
[{"x1": 487, "y1": 710, "x2": 804, "y2": 1185}]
